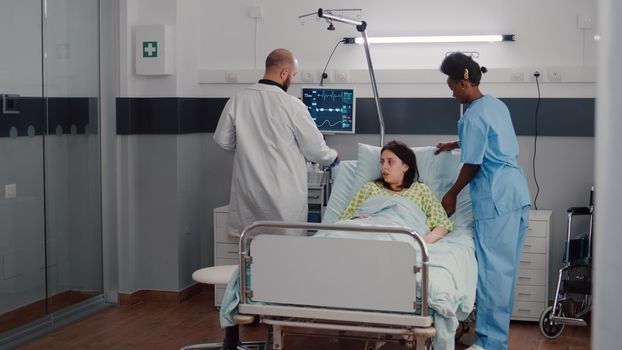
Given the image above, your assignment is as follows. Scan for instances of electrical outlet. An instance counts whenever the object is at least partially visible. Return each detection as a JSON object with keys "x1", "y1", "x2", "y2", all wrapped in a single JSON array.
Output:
[
  {"x1": 530, "y1": 70, "x2": 542, "y2": 82},
  {"x1": 248, "y1": 5, "x2": 263, "y2": 19},
  {"x1": 548, "y1": 69, "x2": 562, "y2": 82},
  {"x1": 577, "y1": 15, "x2": 592, "y2": 29},
  {"x1": 5, "y1": 184, "x2": 16, "y2": 199},
  {"x1": 301, "y1": 70, "x2": 316, "y2": 83},
  {"x1": 510, "y1": 71, "x2": 525, "y2": 82},
  {"x1": 335, "y1": 70, "x2": 349, "y2": 83},
  {"x1": 224, "y1": 71, "x2": 238, "y2": 83}
]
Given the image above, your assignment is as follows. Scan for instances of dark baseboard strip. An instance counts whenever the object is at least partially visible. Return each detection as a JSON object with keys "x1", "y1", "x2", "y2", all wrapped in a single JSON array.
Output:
[
  {"x1": 118, "y1": 283, "x2": 204, "y2": 306},
  {"x1": 0, "y1": 290, "x2": 100, "y2": 334}
]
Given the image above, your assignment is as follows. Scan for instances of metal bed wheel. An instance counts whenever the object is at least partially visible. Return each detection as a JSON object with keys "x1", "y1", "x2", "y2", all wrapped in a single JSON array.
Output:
[{"x1": 539, "y1": 305, "x2": 565, "y2": 339}]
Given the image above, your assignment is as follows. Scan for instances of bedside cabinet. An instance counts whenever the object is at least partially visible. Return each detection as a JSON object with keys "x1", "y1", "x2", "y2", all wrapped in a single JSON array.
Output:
[
  {"x1": 307, "y1": 184, "x2": 325, "y2": 222},
  {"x1": 511, "y1": 209, "x2": 552, "y2": 321},
  {"x1": 213, "y1": 205, "x2": 237, "y2": 307}
]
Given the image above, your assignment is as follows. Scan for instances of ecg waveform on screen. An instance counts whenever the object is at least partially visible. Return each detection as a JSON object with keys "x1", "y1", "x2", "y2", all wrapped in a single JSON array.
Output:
[
  {"x1": 316, "y1": 119, "x2": 345, "y2": 128},
  {"x1": 315, "y1": 90, "x2": 344, "y2": 101},
  {"x1": 312, "y1": 107, "x2": 345, "y2": 113},
  {"x1": 302, "y1": 88, "x2": 354, "y2": 133}
]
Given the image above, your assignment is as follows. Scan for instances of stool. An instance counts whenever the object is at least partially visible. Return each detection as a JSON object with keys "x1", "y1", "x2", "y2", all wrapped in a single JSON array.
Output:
[
  {"x1": 180, "y1": 265, "x2": 266, "y2": 350},
  {"x1": 193, "y1": 265, "x2": 238, "y2": 286}
]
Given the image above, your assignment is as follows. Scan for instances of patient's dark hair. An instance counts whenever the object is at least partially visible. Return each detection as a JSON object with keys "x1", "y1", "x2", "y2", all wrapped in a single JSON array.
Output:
[
  {"x1": 379, "y1": 140, "x2": 419, "y2": 189},
  {"x1": 440, "y1": 52, "x2": 487, "y2": 86}
]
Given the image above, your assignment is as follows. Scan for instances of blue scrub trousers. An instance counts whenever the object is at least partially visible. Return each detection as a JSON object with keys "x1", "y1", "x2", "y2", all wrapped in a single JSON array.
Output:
[{"x1": 474, "y1": 206, "x2": 530, "y2": 350}]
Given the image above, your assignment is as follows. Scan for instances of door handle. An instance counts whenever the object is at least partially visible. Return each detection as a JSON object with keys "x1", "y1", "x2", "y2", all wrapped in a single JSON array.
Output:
[{"x1": 1, "y1": 94, "x2": 20, "y2": 115}]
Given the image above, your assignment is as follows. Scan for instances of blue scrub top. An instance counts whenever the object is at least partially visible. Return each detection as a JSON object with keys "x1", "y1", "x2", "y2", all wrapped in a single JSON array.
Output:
[{"x1": 458, "y1": 95, "x2": 531, "y2": 220}]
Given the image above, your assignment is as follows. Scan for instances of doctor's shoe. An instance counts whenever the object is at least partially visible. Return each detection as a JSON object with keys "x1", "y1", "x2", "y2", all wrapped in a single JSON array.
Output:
[{"x1": 465, "y1": 345, "x2": 485, "y2": 350}]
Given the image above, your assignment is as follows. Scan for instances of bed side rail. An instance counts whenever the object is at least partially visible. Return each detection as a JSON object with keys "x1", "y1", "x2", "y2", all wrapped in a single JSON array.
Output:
[{"x1": 238, "y1": 221, "x2": 430, "y2": 316}]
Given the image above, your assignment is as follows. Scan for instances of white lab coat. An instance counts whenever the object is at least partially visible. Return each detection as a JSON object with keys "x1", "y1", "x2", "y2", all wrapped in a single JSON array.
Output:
[{"x1": 214, "y1": 83, "x2": 338, "y2": 236}]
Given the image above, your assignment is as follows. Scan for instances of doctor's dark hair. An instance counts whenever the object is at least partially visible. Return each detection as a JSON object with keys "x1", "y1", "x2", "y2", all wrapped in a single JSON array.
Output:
[
  {"x1": 379, "y1": 140, "x2": 419, "y2": 189},
  {"x1": 440, "y1": 52, "x2": 488, "y2": 86}
]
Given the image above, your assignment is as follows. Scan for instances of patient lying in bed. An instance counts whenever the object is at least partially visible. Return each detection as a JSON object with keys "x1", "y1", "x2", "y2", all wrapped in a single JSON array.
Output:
[
  {"x1": 220, "y1": 142, "x2": 477, "y2": 350},
  {"x1": 337, "y1": 140, "x2": 453, "y2": 244}
]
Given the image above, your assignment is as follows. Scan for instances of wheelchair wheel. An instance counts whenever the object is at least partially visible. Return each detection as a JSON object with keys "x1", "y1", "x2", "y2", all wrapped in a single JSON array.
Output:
[{"x1": 539, "y1": 306, "x2": 565, "y2": 339}]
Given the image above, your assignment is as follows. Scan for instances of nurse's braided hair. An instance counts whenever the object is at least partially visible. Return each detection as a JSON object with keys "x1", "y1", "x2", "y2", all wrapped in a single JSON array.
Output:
[{"x1": 440, "y1": 52, "x2": 488, "y2": 86}]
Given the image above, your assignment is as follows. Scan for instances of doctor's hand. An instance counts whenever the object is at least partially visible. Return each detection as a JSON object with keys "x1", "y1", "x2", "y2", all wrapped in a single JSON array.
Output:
[
  {"x1": 434, "y1": 141, "x2": 459, "y2": 155},
  {"x1": 441, "y1": 191, "x2": 457, "y2": 216},
  {"x1": 329, "y1": 153, "x2": 340, "y2": 168}
]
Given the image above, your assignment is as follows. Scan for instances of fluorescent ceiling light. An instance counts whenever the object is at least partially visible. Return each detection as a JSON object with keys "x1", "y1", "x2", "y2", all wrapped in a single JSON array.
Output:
[{"x1": 351, "y1": 34, "x2": 515, "y2": 44}]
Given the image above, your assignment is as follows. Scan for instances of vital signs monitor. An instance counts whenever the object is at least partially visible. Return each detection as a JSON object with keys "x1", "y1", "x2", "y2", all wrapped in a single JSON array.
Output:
[{"x1": 301, "y1": 87, "x2": 355, "y2": 134}]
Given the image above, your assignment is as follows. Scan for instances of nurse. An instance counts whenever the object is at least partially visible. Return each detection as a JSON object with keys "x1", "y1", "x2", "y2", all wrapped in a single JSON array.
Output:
[{"x1": 435, "y1": 52, "x2": 531, "y2": 350}]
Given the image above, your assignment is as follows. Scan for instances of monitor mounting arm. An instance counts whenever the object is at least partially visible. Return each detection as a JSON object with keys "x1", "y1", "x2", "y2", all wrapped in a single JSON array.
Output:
[{"x1": 305, "y1": 8, "x2": 385, "y2": 146}]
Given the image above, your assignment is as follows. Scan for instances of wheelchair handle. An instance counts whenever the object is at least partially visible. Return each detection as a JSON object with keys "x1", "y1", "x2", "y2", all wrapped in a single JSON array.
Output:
[{"x1": 567, "y1": 207, "x2": 591, "y2": 215}]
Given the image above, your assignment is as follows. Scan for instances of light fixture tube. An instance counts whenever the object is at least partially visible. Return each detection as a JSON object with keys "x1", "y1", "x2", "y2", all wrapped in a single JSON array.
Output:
[{"x1": 351, "y1": 34, "x2": 515, "y2": 44}]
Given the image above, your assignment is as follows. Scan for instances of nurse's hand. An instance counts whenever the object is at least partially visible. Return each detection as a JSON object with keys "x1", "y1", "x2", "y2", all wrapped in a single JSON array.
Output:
[
  {"x1": 441, "y1": 192, "x2": 457, "y2": 216},
  {"x1": 434, "y1": 141, "x2": 459, "y2": 155}
]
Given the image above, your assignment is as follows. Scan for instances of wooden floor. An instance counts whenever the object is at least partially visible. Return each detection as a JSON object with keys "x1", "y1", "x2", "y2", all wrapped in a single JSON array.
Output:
[{"x1": 16, "y1": 288, "x2": 591, "y2": 350}]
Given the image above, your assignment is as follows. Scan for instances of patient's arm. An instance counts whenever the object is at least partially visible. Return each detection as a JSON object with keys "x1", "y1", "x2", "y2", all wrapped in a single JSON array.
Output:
[
  {"x1": 418, "y1": 183, "x2": 453, "y2": 233},
  {"x1": 424, "y1": 226, "x2": 450, "y2": 244}
]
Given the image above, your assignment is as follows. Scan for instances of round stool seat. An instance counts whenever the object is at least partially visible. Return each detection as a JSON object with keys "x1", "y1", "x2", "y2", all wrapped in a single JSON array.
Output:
[{"x1": 192, "y1": 265, "x2": 237, "y2": 285}]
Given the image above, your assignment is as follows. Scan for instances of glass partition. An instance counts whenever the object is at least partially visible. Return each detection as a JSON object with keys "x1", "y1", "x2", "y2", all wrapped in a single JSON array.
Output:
[{"x1": 0, "y1": 0, "x2": 102, "y2": 336}]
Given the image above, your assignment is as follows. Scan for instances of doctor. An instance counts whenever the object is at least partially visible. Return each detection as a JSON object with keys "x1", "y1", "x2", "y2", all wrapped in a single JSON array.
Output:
[
  {"x1": 214, "y1": 48, "x2": 338, "y2": 238},
  {"x1": 435, "y1": 52, "x2": 531, "y2": 350},
  {"x1": 214, "y1": 48, "x2": 338, "y2": 349}
]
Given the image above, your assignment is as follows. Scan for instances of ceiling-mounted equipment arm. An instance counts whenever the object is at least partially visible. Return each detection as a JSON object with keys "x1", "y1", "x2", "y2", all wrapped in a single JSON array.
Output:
[{"x1": 317, "y1": 8, "x2": 385, "y2": 146}]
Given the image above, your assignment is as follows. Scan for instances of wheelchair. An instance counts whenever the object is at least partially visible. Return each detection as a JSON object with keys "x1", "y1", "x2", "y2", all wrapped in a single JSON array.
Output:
[{"x1": 538, "y1": 187, "x2": 593, "y2": 339}]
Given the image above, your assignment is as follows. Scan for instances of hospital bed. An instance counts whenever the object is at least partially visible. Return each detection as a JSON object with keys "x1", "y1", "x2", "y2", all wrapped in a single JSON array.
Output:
[{"x1": 228, "y1": 144, "x2": 477, "y2": 350}]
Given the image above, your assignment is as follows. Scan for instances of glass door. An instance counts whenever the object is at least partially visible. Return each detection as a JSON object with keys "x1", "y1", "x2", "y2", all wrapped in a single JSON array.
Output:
[
  {"x1": 0, "y1": 0, "x2": 47, "y2": 334},
  {"x1": 0, "y1": 0, "x2": 102, "y2": 335},
  {"x1": 42, "y1": 0, "x2": 102, "y2": 315}
]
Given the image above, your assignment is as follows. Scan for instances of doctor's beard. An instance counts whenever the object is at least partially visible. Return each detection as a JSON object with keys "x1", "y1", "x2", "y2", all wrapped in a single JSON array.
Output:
[{"x1": 283, "y1": 75, "x2": 293, "y2": 92}]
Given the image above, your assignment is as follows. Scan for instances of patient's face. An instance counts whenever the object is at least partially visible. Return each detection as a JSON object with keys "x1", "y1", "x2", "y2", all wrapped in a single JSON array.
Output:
[{"x1": 380, "y1": 150, "x2": 409, "y2": 188}]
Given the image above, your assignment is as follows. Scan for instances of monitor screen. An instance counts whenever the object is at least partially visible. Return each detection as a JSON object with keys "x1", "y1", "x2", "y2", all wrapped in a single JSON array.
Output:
[{"x1": 301, "y1": 87, "x2": 355, "y2": 134}]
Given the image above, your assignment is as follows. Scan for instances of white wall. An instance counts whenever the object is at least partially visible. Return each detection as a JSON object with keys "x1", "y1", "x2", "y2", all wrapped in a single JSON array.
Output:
[
  {"x1": 115, "y1": 0, "x2": 597, "y2": 295},
  {"x1": 120, "y1": 0, "x2": 597, "y2": 98},
  {"x1": 593, "y1": 0, "x2": 622, "y2": 348},
  {"x1": 196, "y1": 0, "x2": 597, "y2": 68}
]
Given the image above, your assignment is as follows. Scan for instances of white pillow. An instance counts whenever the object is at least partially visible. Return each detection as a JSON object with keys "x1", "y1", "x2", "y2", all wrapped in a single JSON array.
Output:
[{"x1": 347, "y1": 143, "x2": 473, "y2": 228}]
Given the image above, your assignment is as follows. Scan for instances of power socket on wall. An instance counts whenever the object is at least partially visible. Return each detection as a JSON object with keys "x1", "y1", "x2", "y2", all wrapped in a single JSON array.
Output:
[
  {"x1": 335, "y1": 70, "x2": 349, "y2": 83},
  {"x1": 548, "y1": 70, "x2": 562, "y2": 82},
  {"x1": 530, "y1": 70, "x2": 542, "y2": 82},
  {"x1": 300, "y1": 70, "x2": 318, "y2": 83},
  {"x1": 5, "y1": 184, "x2": 16, "y2": 199},
  {"x1": 248, "y1": 5, "x2": 263, "y2": 19},
  {"x1": 510, "y1": 71, "x2": 525, "y2": 82}
]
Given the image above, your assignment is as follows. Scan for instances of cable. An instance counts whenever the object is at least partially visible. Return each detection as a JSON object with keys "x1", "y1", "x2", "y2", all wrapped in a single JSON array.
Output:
[
  {"x1": 254, "y1": 18, "x2": 259, "y2": 70},
  {"x1": 320, "y1": 39, "x2": 346, "y2": 86},
  {"x1": 532, "y1": 72, "x2": 541, "y2": 210}
]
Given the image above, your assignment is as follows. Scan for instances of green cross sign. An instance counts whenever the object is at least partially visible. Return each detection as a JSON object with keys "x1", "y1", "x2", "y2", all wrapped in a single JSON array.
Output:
[{"x1": 143, "y1": 41, "x2": 158, "y2": 58}]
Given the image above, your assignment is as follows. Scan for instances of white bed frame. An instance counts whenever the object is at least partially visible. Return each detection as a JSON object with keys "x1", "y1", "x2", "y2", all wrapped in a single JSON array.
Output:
[{"x1": 237, "y1": 221, "x2": 435, "y2": 350}]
